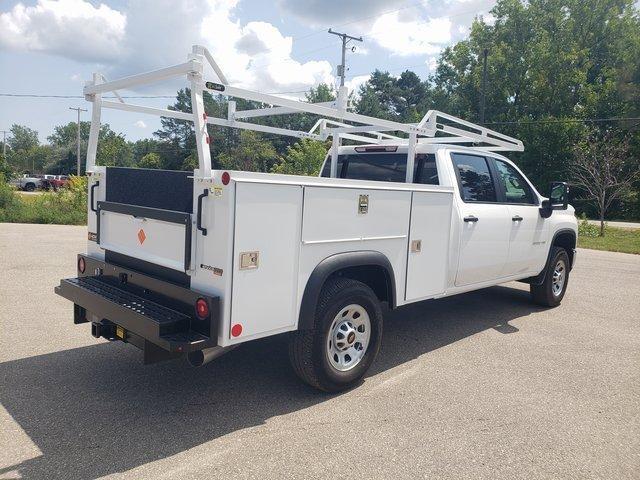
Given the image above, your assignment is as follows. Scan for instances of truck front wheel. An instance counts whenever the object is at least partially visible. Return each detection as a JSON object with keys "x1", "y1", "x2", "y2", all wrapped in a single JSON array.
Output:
[
  {"x1": 530, "y1": 247, "x2": 570, "y2": 307},
  {"x1": 289, "y1": 277, "x2": 383, "y2": 392},
  {"x1": 24, "y1": 183, "x2": 36, "y2": 192}
]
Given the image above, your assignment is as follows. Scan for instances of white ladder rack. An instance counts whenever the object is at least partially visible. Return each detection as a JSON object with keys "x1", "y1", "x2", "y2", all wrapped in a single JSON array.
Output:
[{"x1": 83, "y1": 45, "x2": 524, "y2": 180}]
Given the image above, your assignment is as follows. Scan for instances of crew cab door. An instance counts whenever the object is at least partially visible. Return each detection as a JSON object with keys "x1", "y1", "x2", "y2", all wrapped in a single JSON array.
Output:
[
  {"x1": 492, "y1": 158, "x2": 548, "y2": 276},
  {"x1": 451, "y1": 153, "x2": 510, "y2": 286}
]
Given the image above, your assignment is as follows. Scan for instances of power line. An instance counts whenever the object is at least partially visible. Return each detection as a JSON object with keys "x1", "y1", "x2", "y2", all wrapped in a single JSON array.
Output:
[
  {"x1": 290, "y1": 0, "x2": 437, "y2": 42},
  {"x1": 0, "y1": 90, "x2": 310, "y2": 99},
  {"x1": 483, "y1": 117, "x2": 640, "y2": 125},
  {"x1": 328, "y1": 29, "x2": 363, "y2": 87},
  {"x1": 249, "y1": 3, "x2": 491, "y2": 73},
  {"x1": 0, "y1": 93, "x2": 175, "y2": 99}
]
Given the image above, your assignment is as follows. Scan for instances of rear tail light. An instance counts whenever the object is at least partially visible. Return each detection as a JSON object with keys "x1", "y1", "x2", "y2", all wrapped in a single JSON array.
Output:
[
  {"x1": 78, "y1": 256, "x2": 86, "y2": 274},
  {"x1": 221, "y1": 171, "x2": 230, "y2": 185},
  {"x1": 195, "y1": 298, "x2": 209, "y2": 319}
]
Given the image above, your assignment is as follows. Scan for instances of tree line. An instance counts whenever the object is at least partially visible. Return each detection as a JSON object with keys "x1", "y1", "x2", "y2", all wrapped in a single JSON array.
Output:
[{"x1": 1, "y1": 0, "x2": 638, "y2": 221}]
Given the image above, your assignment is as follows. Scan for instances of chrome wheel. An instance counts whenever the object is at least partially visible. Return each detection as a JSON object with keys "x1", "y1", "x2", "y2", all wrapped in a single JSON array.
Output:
[
  {"x1": 326, "y1": 304, "x2": 371, "y2": 372},
  {"x1": 551, "y1": 259, "x2": 566, "y2": 297}
]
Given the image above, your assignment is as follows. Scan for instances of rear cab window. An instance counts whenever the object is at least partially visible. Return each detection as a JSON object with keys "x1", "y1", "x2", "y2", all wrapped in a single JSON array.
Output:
[{"x1": 320, "y1": 150, "x2": 439, "y2": 185}]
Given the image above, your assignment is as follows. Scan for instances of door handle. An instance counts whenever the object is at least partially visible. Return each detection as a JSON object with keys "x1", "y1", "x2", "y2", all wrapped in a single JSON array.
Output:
[
  {"x1": 512, "y1": 215, "x2": 523, "y2": 222},
  {"x1": 196, "y1": 189, "x2": 208, "y2": 236},
  {"x1": 463, "y1": 215, "x2": 478, "y2": 223},
  {"x1": 90, "y1": 181, "x2": 99, "y2": 213}
]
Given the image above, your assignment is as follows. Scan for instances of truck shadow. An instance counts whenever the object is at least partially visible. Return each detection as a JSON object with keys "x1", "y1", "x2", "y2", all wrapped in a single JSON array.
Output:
[{"x1": 0, "y1": 284, "x2": 539, "y2": 479}]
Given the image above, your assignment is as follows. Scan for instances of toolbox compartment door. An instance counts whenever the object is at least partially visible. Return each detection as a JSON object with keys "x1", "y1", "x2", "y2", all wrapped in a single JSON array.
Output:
[
  {"x1": 97, "y1": 201, "x2": 192, "y2": 272},
  {"x1": 405, "y1": 191, "x2": 453, "y2": 301}
]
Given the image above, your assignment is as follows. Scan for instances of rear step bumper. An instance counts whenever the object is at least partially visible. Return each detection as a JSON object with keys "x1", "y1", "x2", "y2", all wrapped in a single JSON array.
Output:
[{"x1": 55, "y1": 254, "x2": 219, "y2": 363}]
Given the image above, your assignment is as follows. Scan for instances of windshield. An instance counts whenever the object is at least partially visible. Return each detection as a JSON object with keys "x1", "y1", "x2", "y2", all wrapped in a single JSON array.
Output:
[{"x1": 320, "y1": 153, "x2": 438, "y2": 185}]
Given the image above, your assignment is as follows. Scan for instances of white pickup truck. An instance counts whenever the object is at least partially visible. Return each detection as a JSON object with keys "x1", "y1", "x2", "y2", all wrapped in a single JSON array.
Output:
[
  {"x1": 10, "y1": 174, "x2": 43, "y2": 191},
  {"x1": 56, "y1": 46, "x2": 577, "y2": 392}
]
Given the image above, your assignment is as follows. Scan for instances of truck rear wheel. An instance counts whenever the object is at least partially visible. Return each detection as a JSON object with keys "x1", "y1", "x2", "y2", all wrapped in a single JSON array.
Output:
[
  {"x1": 530, "y1": 247, "x2": 570, "y2": 307},
  {"x1": 24, "y1": 183, "x2": 36, "y2": 192},
  {"x1": 289, "y1": 277, "x2": 383, "y2": 392}
]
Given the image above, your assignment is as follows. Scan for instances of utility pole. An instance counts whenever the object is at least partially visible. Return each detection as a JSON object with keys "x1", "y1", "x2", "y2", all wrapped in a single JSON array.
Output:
[
  {"x1": 69, "y1": 107, "x2": 87, "y2": 176},
  {"x1": 328, "y1": 28, "x2": 363, "y2": 87},
  {"x1": 1, "y1": 130, "x2": 7, "y2": 158},
  {"x1": 479, "y1": 48, "x2": 489, "y2": 124}
]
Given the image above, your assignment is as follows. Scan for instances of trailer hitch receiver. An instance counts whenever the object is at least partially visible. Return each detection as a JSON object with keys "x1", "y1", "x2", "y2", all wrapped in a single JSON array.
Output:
[{"x1": 91, "y1": 320, "x2": 117, "y2": 340}]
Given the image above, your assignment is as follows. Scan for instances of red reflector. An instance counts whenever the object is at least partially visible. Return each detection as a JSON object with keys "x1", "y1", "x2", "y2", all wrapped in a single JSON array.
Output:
[
  {"x1": 221, "y1": 171, "x2": 230, "y2": 185},
  {"x1": 78, "y1": 256, "x2": 86, "y2": 274},
  {"x1": 231, "y1": 323, "x2": 243, "y2": 337},
  {"x1": 195, "y1": 298, "x2": 209, "y2": 319}
]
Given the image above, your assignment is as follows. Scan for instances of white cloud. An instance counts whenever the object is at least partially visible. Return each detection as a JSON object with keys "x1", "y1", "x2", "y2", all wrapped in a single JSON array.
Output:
[
  {"x1": 199, "y1": 1, "x2": 333, "y2": 93},
  {"x1": 277, "y1": 0, "x2": 496, "y2": 57},
  {"x1": 427, "y1": 56, "x2": 438, "y2": 74},
  {"x1": 276, "y1": 0, "x2": 406, "y2": 27},
  {"x1": 352, "y1": 45, "x2": 369, "y2": 56},
  {"x1": 134, "y1": 120, "x2": 147, "y2": 128},
  {"x1": 0, "y1": 0, "x2": 126, "y2": 62},
  {"x1": 345, "y1": 74, "x2": 370, "y2": 96},
  {"x1": 368, "y1": 13, "x2": 452, "y2": 56},
  {"x1": 0, "y1": 0, "x2": 336, "y2": 96}
]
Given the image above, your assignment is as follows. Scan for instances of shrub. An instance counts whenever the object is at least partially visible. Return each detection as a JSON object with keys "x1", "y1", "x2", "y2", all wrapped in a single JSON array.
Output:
[
  {"x1": 578, "y1": 213, "x2": 601, "y2": 238},
  {"x1": 0, "y1": 174, "x2": 22, "y2": 220},
  {"x1": 0, "y1": 175, "x2": 87, "y2": 225}
]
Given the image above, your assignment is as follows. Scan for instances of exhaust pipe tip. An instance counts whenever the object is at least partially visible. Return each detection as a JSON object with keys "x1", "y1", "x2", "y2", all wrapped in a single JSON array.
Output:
[
  {"x1": 187, "y1": 345, "x2": 236, "y2": 367},
  {"x1": 187, "y1": 350, "x2": 206, "y2": 367}
]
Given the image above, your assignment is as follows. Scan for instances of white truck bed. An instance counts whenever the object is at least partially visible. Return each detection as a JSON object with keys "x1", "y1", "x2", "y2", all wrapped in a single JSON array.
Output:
[{"x1": 188, "y1": 171, "x2": 455, "y2": 346}]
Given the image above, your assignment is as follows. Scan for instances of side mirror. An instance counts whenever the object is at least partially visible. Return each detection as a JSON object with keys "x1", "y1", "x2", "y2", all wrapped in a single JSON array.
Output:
[
  {"x1": 549, "y1": 181, "x2": 569, "y2": 210},
  {"x1": 539, "y1": 199, "x2": 553, "y2": 218},
  {"x1": 539, "y1": 182, "x2": 569, "y2": 218}
]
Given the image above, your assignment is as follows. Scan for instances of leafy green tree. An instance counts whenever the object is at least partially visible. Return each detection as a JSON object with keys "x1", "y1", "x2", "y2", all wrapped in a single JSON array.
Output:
[
  {"x1": 181, "y1": 152, "x2": 198, "y2": 171},
  {"x1": 218, "y1": 131, "x2": 278, "y2": 172},
  {"x1": 8, "y1": 124, "x2": 39, "y2": 152},
  {"x1": 571, "y1": 130, "x2": 638, "y2": 235},
  {"x1": 96, "y1": 130, "x2": 133, "y2": 167},
  {"x1": 45, "y1": 122, "x2": 133, "y2": 173},
  {"x1": 138, "y1": 152, "x2": 162, "y2": 169},
  {"x1": 47, "y1": 121, "x2": 91, "y2": 148},
  {"x1": 271, "y1": 139, "x2": 328, "y2": 176},
  {"x1": 0, "y1": 152, "x2": 13, "y2": 180},
  {"x1": 306, "y1": 83, "x2": 336, "y2": 104}
]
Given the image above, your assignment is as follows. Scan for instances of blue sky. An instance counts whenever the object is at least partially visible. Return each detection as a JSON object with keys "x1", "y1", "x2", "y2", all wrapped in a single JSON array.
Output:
[{"x1": 0, "y1": 0, "x2": 495, "y2": 142}]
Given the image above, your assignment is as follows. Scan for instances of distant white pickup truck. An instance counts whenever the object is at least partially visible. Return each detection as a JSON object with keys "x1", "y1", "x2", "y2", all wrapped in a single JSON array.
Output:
[
  {"x1": 56, "y1": 46, "x2": 577, "y2": 392},
  {"x1": 10, "y1": 174, "x2": 43, "y2": 191}
]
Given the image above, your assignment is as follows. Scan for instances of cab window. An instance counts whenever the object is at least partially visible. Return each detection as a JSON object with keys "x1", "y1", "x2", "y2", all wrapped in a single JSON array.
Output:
[
  {"x1": 451, "y1": 153, "x2": 497, "y2": 202},
  {"x1": 414, "y1": 154, "x2": 439, "y2": 185},
  {"x1": 340, "y1": 153, "x2": 406, "y2": 182},
  {"x1": 494, "y1": 159, "x2": 536, "y2": 204},
  {"x1": 320, "y1": 152, "x2": 439, "y2": 185}
]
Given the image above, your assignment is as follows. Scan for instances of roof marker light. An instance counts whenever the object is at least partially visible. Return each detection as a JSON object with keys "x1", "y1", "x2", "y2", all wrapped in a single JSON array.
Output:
[{"x1": 355, "y1": 146, "x2": 398, "y2": 153}]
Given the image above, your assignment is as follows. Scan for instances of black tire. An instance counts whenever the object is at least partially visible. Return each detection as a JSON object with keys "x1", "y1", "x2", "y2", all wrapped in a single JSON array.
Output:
[
  {"x1": 289, "y1": 277, "x2": 383, "y2": 392},
  {"x1": 24, "y1": 183, "x2": 35, "y2": 192},
  {"x1": 530, "y1": 247, "x2": 570, "y2": 307}
]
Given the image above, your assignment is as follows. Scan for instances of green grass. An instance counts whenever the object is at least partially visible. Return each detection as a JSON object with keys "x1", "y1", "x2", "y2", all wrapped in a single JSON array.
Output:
[
  {"x1": 578, "y1": 226, "x2": 640, "y2": 255},
  {"x1": 0, "y1": 176, "x2": 87, "y2": 225}
]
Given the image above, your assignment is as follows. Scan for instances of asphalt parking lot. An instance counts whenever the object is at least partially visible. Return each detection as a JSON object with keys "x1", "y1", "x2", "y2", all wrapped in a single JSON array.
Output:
[{"x1": 1, "y1": 223, "x2": 639, "y2": 480}]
